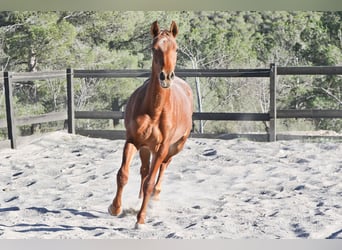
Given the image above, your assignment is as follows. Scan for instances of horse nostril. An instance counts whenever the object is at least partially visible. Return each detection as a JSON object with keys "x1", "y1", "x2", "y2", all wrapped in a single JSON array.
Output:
[
  {"x1": 166, "y1": 72, "x2": 175, "y2": 81},
  {"x1": 159, "y1": 72, "x2": 165, "y2": 81}
]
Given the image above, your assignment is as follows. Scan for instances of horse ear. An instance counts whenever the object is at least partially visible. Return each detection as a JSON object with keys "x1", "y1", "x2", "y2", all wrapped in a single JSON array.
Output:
[
  {"x1": 150, "y1": 21, "x2": 160, "y2": 37},
  {"x1": 170, "y1": 21, "x2": 178, "y2": 38}
]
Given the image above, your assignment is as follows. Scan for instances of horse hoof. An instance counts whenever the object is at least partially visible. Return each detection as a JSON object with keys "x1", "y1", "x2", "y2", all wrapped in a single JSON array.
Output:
[
  {"x1": 108, "y1": 204, "x2": 121, "y2": 216},
  {"x1": 134, "y1": 222, "x2": 146, "y2": 230}
]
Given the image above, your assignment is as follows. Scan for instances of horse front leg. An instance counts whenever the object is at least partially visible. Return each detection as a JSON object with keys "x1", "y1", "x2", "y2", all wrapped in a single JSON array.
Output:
[
  {"x1": 136, "y1": 144, "x2": 168, "y2": 225},
  {"x1": 108, "y1": 141, "x2": 137, "y2": 216},
  {"x1": 139, "y1": 147, "x2": 151, "y2": 199}
]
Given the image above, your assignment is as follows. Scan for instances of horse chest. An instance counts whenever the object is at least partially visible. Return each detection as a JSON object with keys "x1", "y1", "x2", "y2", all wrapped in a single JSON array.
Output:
[{"x1": 133, "y1": 114, "x2": 164, "y2": 149}]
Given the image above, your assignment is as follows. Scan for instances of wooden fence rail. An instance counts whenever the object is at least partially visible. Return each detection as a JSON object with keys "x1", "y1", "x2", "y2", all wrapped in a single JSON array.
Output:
[
  {"x1": 75, "y1": 111, "x2": 271, "y2": 121},
  {"x1": 1, "y1": 65, "x2": 342, "y2": 149},
  {"x1": 1, "y1": 70, "x2": 71, "y2": 149},
  {"x1": 73, "y1": 68, "x2": 271, "y2": 78},
  {"x1": 277, "y1": 66, "x2": 342, "y2": 75}
]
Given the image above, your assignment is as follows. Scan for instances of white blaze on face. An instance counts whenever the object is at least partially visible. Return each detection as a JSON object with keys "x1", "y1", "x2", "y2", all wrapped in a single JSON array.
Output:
[{"x1": 158, "y1": 37, "x2": 168, "y2": 51}]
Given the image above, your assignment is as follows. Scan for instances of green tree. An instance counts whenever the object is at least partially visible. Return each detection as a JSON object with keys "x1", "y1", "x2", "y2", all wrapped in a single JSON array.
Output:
[
  {"x1": 1, "y1": 11, "x2": 342, "y2": 135},
  {"x1": 2, "y1": 11, "x2": 76, "y2": 71}
]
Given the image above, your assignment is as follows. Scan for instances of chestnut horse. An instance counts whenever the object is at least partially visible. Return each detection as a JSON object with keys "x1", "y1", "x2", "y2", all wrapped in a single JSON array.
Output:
[{"x1": 108, "y1": 21, "x2": 193, "y2": 225}]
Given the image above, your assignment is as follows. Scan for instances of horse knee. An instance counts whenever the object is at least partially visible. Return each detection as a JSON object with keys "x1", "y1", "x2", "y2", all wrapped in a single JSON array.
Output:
[
  {"x1": 143, "y1": 180, "x2": 154, "y2": 196},
  {"x1": 117, "y1": 169, "x2": 129, "y2": 186}
]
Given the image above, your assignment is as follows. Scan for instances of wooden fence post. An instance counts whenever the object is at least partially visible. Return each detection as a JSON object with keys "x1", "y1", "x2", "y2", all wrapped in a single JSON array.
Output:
[
  {"x1": 4, "y1": 71, "x2": 17, "y2": 149},
  {"x1": 269, "y1": 63, "x2": 277, "y2": 142},
  {"x1": 67, "y1": 68, "x2": 75, "y2": 134}
]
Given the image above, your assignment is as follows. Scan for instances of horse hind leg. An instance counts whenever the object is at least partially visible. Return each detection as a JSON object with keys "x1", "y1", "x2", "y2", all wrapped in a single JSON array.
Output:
[
  {"x1": 153, "y1": 158, "x2": 171, "y2": 200},
  {"x1": 109, "y1": 141, "x2": 137, "y2": 216},
  {"x1": 153, "y1": 136, "x2": 188, "y2": 200},
  {"x1": 139, "y1": 147, "x2": 151, "y2": 199}
]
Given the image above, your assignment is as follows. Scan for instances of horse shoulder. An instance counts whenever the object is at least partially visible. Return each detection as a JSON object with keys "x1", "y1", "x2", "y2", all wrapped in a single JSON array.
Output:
[
  {"x1": 170, "y1": 77, "x2": 193, "y2": 114},
  {"x1": 159, "y1": 77, "x2": 192, "y2": 143},
  {"x1": 125, "y1": 83, "x2": 150, "y2": 136}
]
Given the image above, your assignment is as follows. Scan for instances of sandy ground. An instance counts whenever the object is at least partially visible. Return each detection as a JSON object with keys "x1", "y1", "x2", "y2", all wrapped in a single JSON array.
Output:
[{"x1": 0, "y1": 131, "x2": 341, "y2": 239}]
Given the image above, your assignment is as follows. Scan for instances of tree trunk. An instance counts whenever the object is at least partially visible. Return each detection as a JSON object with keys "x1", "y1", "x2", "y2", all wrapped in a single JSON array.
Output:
[
  {"x1": 192, "y1": 59, "x2": 204, "y2": 133},
  {"x1": 195, "y1": 76, "x2": 203, "y2": 133}
]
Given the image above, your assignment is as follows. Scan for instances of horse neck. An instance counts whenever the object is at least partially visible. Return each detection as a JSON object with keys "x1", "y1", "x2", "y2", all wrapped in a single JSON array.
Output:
[{"x1": 144, "y1": 68, "x2": 170, "y2": 120}]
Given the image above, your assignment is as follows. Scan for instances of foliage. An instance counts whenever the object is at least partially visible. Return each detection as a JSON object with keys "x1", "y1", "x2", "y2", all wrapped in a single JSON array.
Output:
[{"x1": 0, "y1": 11, "x2": 342, "y2": 135}]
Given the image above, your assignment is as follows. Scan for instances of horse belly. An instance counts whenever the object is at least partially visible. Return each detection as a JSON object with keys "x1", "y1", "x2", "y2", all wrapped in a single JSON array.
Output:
[{"x1": 170, "y1": 101, "x2": 192, "y2": 142}]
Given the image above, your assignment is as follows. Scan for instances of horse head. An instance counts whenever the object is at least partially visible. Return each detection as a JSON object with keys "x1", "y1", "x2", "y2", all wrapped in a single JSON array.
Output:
[{"x1": 150, "y1": 20, "x2": 179, "y2": 88}]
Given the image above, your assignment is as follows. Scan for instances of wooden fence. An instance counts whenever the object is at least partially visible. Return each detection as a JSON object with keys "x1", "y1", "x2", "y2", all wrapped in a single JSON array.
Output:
[{"x1": 1, "y1": 65, "x2": 342, "y2": 149}]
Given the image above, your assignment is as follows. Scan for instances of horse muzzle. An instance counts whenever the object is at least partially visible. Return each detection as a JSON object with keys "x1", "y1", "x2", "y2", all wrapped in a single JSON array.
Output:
[{"x1": 159, "y1": 71, "x2": 175, "y2": 88}]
